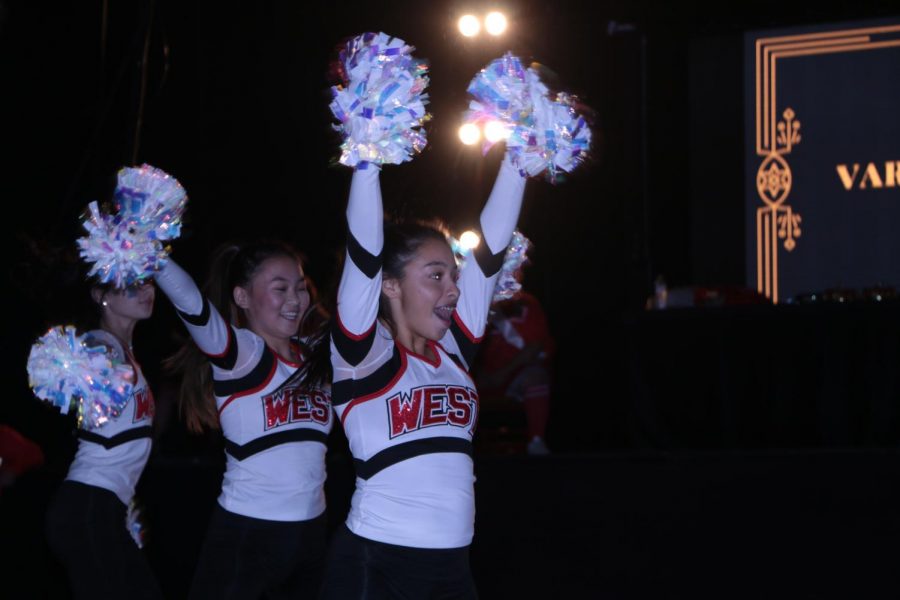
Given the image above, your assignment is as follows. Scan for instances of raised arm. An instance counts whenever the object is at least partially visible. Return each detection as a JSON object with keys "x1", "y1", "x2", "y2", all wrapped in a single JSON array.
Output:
[
  {"x1": 154, "y1": 259, "x2": 236, "y2": 368},
  {"x1": 479, "y1": 155, "x2": 527, "y2": 259},
  {"x1": 448, "y1": 155, "x2": 527, "y2": 367},
  {"x1": 332, "y1": 165, "x2": 384, "y2": 366}
]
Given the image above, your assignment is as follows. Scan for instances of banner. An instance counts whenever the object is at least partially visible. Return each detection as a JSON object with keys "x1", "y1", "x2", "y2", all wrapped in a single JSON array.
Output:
[{"x1": 745, "y1": 19, "x2": 900, "y2": 302}]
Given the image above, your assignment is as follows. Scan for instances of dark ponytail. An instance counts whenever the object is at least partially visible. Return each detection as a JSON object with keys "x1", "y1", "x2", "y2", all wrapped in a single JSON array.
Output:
[{"x1": 162, "y1": 245, "x2": 241, "y2": 433}]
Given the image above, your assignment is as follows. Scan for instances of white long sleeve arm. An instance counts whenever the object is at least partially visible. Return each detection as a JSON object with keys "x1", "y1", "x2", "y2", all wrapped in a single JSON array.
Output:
[
  {"x1": 155, "y1": 259, "x2": 233, "y2": 359},
  {"x1": 347, "y1": 165, "x2": 383, "y2": 256},
  {"x1": 334, "y1": 165, "x2": 385, "y2": 339},
  {"x1": 154, "y1": 259, "x2": 204, "y2": 316},
  {"x1": 479, "y1": 155, "x2": 526, "y2": 255},
  {"x1": 442, "y1": 154, "x2": 527, "y2": 365}
]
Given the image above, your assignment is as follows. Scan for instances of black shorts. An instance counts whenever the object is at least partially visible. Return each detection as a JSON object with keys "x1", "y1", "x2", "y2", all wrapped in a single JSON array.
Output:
[
  {"x1": 188, "y1": 504, "x2": 327, "y2": 599},
  {"x1": 45, "y1": 480, "x2": 163, "y2": 600},
  {"x1": 319, "y1": 524, "x2": 477, "y2": 600}
]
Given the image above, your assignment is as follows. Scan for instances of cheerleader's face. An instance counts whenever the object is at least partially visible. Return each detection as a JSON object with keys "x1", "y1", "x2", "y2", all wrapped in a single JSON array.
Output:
[
  {"x1": 383, "y1": 238, "x2": 460, "y2": 346},
  {"x1": 235, "y1": 255, "x2": 309, "y2": 343},
  {"x1": 102, "y1": 280, "x2": 156, "y2": 322}
]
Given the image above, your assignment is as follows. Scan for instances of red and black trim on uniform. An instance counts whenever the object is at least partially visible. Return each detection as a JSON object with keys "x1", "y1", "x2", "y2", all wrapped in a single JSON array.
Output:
[
  {"x1": 177, "y1": 297, "x2": 211, "y2": 326},
  {"x1": 224, "y1": 429, "x2": 329, "y2": 461},
  {"x1": 332, "y1": 232, "x2": 382, "y2": 366},
  {"x1": 178, "y1": 300, "x2": 239, "y2": 370},
  {"x1": 449, "y1": 312, "x2": 483, "y2": 368},
  {"x1": 215, "y1": 348, "x2": 278, "y2": 409},
  {"x1": 347, "y1": 231, "x2": 382, "y2": 279},
  {"x1": 77, "y1": 426, "x2": 152, "y2": 449},
  {"x1": 333, "y1": 316, "x2": 376, "y2": 368},
  {"x1": 437, "y1": 346, "x2": 474, "y2": 382},
  {"x1": 472, "y1": 227, "x2": 507, "y2": 278},
  {"x1": 353, "y1": 437, "x2": 473, "y2": 480},
  {"x1": 333, "y1": 345, "x2": 405, "y2": 411}
]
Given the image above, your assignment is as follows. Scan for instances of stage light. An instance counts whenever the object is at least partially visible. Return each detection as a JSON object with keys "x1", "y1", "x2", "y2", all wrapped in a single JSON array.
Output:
[
  {"x1": 458, "y1": 15, "x2": 480, "y2": 37},
  {"x1": 483, "y1": 120, "x2": 509, "y2": 143},
  {"x1": 484, "y1": 11, "x2": 507, "y2": 36},
  {"x1": 459, "y1": 123, "x2": 481, "y2": 145},
  {"x1": 459, "y1": 230, "x2": 481, "y2": 251}
]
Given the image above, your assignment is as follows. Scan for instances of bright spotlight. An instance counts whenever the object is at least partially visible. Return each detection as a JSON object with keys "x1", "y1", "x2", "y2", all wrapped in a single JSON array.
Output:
[
  {"x1": 458, "y1": 123, "x2": 481, "y2": 145},
  {"x1": 459, "y1": 230, "x2": 481, "y2": 251},
  {"x1": 458, "y1": 15, "x2": 481, "y2": 37},
  {"x1": 484, "y1": 11, "x2": 507, "y2": 36},
  {"x1": 483, "y1": 120, "x2": 509, "y2": 143}
]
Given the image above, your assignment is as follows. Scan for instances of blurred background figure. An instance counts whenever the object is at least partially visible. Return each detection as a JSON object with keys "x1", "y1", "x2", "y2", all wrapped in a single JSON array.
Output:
[
  {"x1": 473, "y1": 270, "x2": 555, "y2": 456},
  {"x1": 0, "y1": 424, "x2": 44, "y2": 491}
]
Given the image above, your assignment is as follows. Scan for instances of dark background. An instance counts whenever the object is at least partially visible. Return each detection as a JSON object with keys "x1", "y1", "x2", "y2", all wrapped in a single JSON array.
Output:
[{"x1": 3, "y1": 1, "x2": 900, "y2": 598}]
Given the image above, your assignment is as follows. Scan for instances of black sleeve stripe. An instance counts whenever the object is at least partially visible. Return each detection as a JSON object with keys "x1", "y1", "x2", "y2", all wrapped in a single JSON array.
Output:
[
  {"x1": 449, "y1": 317, "x2": 479, "y2": 368},
  {"x1": 213, "y1": 347, "x2": 275, "y2": 398},
  {"x1": 472, "y1": 227, "x2": 507, "y2": 278},
  {"x1": 207, "y1": 325, "x2": 239, "y2": 370},
  {"x1": 353, "y1": 437, "x2": 473, "y2": 480},
  {"x1": 178, "y1": 299, "x2": 239, "y2": 370},
  {"x1": 445, "y1": 351, "x2": 466, "y2": 371},
  {"x1": 177, "y1": 298, "x2": 211, "y2": 326},
  {"x1": 223, "y1": 429, "x2": 329, "y2": 461},
  {"x1": 77, "y1": 426, "x2": 152, "y2": 449},
  {"x1": 332, "y1": 346, "x2": 403, "y2": 407},
  {"x1": 347, "y1": 231, "x2": 382, "y2": 279},
  {"x1": 332, "y1": 318, "x2": 376, "y2": 367}
]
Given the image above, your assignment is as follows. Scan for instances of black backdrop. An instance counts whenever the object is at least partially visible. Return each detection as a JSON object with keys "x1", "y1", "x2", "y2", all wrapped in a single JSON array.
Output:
[
  {"x1": 5, "y1": 0, "x2": 899, "y2": 454},
  {"x1": 5, "y1": 1, "x2": 900, "y2": 598}
]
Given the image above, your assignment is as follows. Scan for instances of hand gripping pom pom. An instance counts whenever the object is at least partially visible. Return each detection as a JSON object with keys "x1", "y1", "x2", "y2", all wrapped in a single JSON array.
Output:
[
  {"x1": 26, "y1": 326, "x2": 135, "y2": 430},
  {"x1": 329, "y1": 32, "x2": 430, "y2": 167},
  {"x1": 464, "y1": 53, "x2": 592, "y2": 183},
  {"x1": 77, "y1": 164, "x2": 187, "y2": 288}
]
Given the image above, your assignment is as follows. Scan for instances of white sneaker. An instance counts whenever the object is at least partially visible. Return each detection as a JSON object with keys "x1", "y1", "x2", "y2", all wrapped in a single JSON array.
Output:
[{"x1": 527, "y1": 436, "x2": 550, "y2": 456}]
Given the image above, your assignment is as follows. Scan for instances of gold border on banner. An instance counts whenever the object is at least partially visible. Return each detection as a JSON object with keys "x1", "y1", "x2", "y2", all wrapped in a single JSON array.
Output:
[{"x1": 754, "y1": 24, "x2": 900, "y2": 303}]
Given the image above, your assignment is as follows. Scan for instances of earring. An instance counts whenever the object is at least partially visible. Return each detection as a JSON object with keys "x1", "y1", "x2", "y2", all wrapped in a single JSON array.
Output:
[{"x1": 102, "y1": 300, "x2": 108, "y2": 307}]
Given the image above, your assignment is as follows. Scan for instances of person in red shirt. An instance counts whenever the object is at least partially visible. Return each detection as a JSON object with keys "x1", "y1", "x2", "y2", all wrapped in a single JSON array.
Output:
[{"x1": 474, "y1": 287, "x2": 554, "y2": 454}]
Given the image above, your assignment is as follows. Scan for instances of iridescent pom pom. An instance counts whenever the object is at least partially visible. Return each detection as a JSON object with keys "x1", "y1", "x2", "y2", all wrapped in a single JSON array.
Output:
[
  {"x1": 77, "y1": 164, "x2": 187, "y2": 288},
  {"x1": 329, "y1": 32, "x2": 430, "y2": 167},
  {"x1": 26, "y1": 326, "x2": 134, "y2": 430},
  {"x1": 464, "y1": 52, "x2": 592, "y2": 183},
  {"x1": 464, "y1": 53, "x2": 534, "y2": 147},
  {"x1": 493, "y1": 230, "x2": 531, "y2": 302},
  {"x1": 449, "y1": 229, "x2": 531, "y2": 303},
  {"x1": 126, "y1": 497, "x2": 145, "y2": 548}
]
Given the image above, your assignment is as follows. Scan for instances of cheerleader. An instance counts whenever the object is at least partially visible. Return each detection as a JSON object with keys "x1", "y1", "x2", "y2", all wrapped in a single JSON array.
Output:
[
  {"x1": 319, "y1": 36, "x2": 589, "y2": 598},
  {"x1": 43, "y1": 277, "x2": 163, "y2": 600},
  {"x1": 156, "y1": 240, "x2": 332, "y2": 599}
]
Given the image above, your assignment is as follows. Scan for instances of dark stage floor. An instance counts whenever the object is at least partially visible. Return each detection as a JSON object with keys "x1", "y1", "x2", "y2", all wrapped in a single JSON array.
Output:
[{"x1": 3, "y1": 448, "x2": 900, "y2": 599}]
